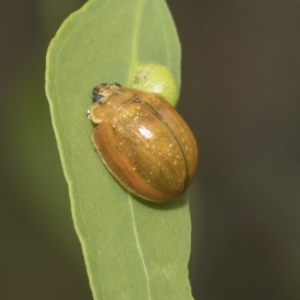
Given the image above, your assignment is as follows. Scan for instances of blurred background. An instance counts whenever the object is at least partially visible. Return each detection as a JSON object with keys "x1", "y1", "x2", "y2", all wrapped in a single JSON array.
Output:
[{"x1": 1, "y1": 0, "x2": 300, "y2": 299}]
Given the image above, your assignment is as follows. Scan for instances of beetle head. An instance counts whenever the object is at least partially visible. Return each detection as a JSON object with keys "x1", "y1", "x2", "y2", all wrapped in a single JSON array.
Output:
[{"x1": 91, "y1": 83, "x2": 122, "y2": 103}]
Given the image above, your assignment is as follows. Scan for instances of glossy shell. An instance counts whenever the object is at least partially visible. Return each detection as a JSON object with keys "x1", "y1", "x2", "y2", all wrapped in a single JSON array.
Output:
[{"x1": 87, "y1": 83, "x2": 199, "y2": 202}]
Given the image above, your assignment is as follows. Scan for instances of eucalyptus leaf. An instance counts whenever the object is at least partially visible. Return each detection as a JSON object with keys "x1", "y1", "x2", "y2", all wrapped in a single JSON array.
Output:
[{"x1": 45, "y1": 0, "x2": 193, "y2": 299}]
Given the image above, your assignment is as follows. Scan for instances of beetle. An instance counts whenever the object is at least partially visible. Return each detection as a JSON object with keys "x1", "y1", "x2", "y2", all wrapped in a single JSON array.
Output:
[{"x1": 87, "y1": 83, "x2": 199, "y2": 202}]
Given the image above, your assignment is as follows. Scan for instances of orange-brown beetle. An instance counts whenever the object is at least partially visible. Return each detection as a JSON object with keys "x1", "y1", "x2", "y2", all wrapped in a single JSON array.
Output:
[{"x1": 87, "y1": 83, "x2": 198, "y2": 202}]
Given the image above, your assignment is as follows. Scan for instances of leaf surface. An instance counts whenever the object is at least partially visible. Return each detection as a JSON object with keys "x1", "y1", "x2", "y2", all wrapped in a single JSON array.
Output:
[{"x1": 46, "y1": 0, "x2": 193, "y2": 299}]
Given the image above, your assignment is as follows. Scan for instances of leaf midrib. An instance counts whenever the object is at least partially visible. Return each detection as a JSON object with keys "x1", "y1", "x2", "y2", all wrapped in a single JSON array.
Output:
[
  {"x1": 126, "y1": 0, "x2": 146, "y2": 86},
  {"x1": 128, "y1": 195, "x2": 152, "y2": 300}
]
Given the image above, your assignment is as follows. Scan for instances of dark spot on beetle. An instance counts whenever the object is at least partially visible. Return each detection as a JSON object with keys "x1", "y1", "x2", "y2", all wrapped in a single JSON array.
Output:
[
  {"x1": 93, "y1": 86, "x2": 100, "y2": 93},
  {"x1": 92, "y1": 93, "x2": 104, "y2": 103},
  {"x1": 133, "y1": 98, "x2": 141, "y2": 103}
]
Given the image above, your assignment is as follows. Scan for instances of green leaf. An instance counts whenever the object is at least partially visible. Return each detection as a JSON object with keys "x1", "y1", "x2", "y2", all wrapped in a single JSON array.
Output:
[{"x1": 45, "y1": 0, "x2": 193, "y2": 299}]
